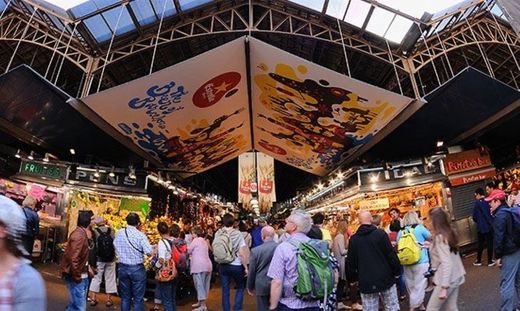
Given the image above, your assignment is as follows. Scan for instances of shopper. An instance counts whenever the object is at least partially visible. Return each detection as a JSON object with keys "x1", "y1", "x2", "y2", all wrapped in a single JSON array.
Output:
[
  {"x1": 247, "y1": 225, "x2": 278, "y2": 311},
  {"x1": 251, "y1": 218, "x2": 264, "y2": 248},
  {"x1": 0, "y1": 195, "x2": 46, "y2": 310},
  {"x1": 347, "y1": 211, "x2": 400, "y2": 311},
  {"x1": 170, "y1": 223, "x2": 188, "y2": 306},
  {"x1": 387, "y1": 207, "x2": 403, "y2": 231},
  {"x1": 20, "y1": 195, "x2": 39, "y2": 258},
  {"x1": 113, "y1": 212, "x2": 153, "y2": 311},
  {"x1": 155, "y1": 222, "x2": 175, "y2": 311},
  {"x1": 268, "y1": 210, "x2": 321, "y2": 311},
  {"x1": 397, "y1": 211, "x2": 431, "y2": 311},
  {"x1": 507, "y1": 185, "x2": 520, "y2": 206},
  {"x1": 188, "y1": 226, "x2": 213, "y2": 311},
  {"x1": 213, "y1": 213, "x2": 249, "y2": 311},
  {"x1": 486, "y1": 189, "x2": 520, "y2": 311},
  {"x1": 485, "y1": 182, "x2": 497, "y2": 195},
  {"x1": 239, "y1": 221, "x2": 252, "y2": 248},
  {"x1": 425, "y1": 207, "x2": 466, "y2": 311},
  {"x1": 472, "y1": 188, "x2": 495, "y2": 266},
  {"x1": 332, "y1": 220, "x2": 350, "y2": 310},
  {"x1": 312, "y1": 212, "x2": 332, "y2": 242},
  {"x1": 88, "y1": 217, "x2": 117, "y2": 307},
  {"x1": 60, "y1": 210, "x2": 95, "y2": 311}
]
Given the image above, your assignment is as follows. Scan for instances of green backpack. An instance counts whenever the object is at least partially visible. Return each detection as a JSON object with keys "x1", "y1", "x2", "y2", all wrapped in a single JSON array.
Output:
[
  {"x1": 397, "y1": 227, "x2": 421, "y2": 266},
  {"x1": 289, "y1": 239, "x2": 334, "y2": 301}
]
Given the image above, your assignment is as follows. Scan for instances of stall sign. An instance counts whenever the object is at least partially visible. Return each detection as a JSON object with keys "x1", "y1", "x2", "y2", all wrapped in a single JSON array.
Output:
[
  {"x1": 443, "y1": 149, "x2": 492, "y2": 175},
  {"x1": 359, "y1": 161, "x2": 441, "y2": 186},
  {"x1": 19, "y1": 160, "x2": 67, "y2": 181},
  {"x1": 359, "y1": 198, "x2": 390, "y2": 211},
  {"x1": 449, "y1": 168, "x2": 496, "y2": 186},
  {"x1": 67, "y1": 169, "x2": 146, "y2": 192}
]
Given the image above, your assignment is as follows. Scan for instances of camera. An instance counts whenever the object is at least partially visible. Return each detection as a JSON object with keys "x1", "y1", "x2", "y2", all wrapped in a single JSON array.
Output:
[{"x1": 424, "y1": 268, "x2": 436, "y2": 278}]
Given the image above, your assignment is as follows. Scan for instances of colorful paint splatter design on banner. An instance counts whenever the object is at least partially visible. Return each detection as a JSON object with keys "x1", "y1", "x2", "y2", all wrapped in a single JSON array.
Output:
[{"x1": 253, "y1": 63, "x2": 399, "y2": 175}]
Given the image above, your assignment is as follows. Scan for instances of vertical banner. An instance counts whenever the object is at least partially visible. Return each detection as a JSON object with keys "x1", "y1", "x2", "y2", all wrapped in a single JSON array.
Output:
[
  {"x1": 238, "y1": 152, "x2": 256, "y2": 209},
  {"x1": 257, "y1": 152, "x2": 276, "y2": 213}
]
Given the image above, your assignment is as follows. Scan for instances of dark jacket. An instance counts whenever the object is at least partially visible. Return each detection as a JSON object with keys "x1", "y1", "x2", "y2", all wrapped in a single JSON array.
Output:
[
  {"x1": 493, "y1": 205, "x2": 520, "y2": 259},
  {"x1": 472, "y1": 199, "x2": 494, "y2": 233},
  {"x1": 60, "y1": 227, "x2": 90, "y2": 283},
  {"x1": 251, "y1": 226, "x2": 263, "y2": 248},
  {"x1": 247, "y1": 240, "x2": 278, "y2": 296},
  {"x1": 306, "y1": 224, "x2": 323, "y2": 240},
  {"x1": 347, "y1": 224, "x2": 400, "y2": 294}
]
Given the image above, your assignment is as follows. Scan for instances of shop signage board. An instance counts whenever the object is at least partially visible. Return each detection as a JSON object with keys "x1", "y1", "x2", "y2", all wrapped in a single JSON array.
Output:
[
  {"x1": 449, "y1": 167, "x2": 496, "y2": 186},
  {"x1": 443, "y1": 149, "x2": 492, "y2": 175},
  {"x1": 358, "y1": 161, "x2": 442, "y2": 186},
  {"x1": 66, "y1": 168, "x2": 147, "y2": 193},
  {"x1": 82, "y1": 37, "x2": 251, "y2": 177},
  {"x1": 18, "y1": 160, "x2": 68, "y2": 181},
  {"x1": 359, "y1": 198, "x2": 390, "y2": 211},
  {"x1": 249, "y1": 37, "x2": 413, "y2": 176}
]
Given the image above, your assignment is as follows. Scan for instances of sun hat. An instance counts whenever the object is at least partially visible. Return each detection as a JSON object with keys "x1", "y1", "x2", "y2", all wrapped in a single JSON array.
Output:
[{"x1": 484, "y1": 189, "x2": 506, "y2": 202}]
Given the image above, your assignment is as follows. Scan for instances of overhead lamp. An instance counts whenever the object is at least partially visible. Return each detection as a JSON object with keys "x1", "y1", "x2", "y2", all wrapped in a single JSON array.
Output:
[
  {"x1": 43, "y1": 153, "x2": 49, "y2": 162},
  {"x1": 109, "y1": 166, "x2": 115, "y2": 178},
  {"x1": 317, "y1": 183, "x2": 324, "y2": 190},
  {"x1": 14, "y1": 149, "x2": 21, "y2": 159},
  {"x1": 157, "y1": 172, "x2": 163, "y2": 183},
  {"x1": 28, "y1": 151, "x2": 34, "y2": 160},
  {"x1": 94, "y1": 168, "x2": 100, "y2": 178},
  {"x1": 370, "y1": 175, "x2": 379, "y2": 183},
  {"x1": 69, "y1": 148, "x2": 75, "y2": 155},
  {"x1": 128, "y1": 165, "x2": 136, "y2": 179},
  {"x1": 436, "y1": 140, "x2": 444, "y2": 148}
]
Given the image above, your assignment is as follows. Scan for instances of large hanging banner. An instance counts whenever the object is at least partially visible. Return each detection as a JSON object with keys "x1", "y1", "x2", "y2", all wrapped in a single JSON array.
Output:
[
  {"x1": 238, "y1": 152, "x2": 256, "y2": 209},
  {"x1": 83, "y1": 37, "x2": 251, "y2": 177},
  {"x1": 249, "y1": 37, "x2": 413, "y2": 176},
  {"x1": 257, "y1": 152, "x2": 276, "y2": 213}
]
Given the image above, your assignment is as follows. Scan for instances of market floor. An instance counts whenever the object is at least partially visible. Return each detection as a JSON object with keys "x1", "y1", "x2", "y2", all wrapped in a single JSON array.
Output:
[{"x1": 42, "y1": 254, "x2": 500, "y2": 311}]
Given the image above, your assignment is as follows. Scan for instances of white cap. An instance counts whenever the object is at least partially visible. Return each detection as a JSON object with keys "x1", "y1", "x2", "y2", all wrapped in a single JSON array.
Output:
[{"x1": 0, "y1": 195, "x2": 29, "y2": 255}]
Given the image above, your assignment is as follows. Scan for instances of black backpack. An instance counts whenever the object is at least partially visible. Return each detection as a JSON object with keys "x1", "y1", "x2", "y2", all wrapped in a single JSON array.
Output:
[{"x1": 96, "y1": 228, "x2": 115, "y2": 262}]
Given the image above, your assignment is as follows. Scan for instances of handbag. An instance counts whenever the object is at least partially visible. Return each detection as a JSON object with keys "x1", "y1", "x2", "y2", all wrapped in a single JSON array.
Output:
[{"x1": 155, "y1": 239, "x2": 177, "y2": 282}]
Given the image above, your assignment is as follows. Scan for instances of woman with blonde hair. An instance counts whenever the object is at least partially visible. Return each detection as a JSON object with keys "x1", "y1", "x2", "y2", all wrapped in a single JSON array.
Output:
[
  {"x1": 332, "y1": 220, "x2": 351, "y2": 310},
  {"x1": 397, "y1": 211, "x2": 431, "y2": 311},
  {"x1": 424, "y1": 207, "x2": 465, "y2": 310}
]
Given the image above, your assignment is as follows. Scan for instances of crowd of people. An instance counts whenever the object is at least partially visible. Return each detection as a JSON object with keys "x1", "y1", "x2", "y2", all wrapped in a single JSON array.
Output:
[{"x1": 0, "y1": 177, "x2": 518, "y2": 311}]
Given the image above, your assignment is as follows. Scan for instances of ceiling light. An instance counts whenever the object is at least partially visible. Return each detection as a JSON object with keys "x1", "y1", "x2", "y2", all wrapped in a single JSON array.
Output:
[
  {"x1": 93, "y1": 169, "x2": 100, "y2": 178},
  {"x1": 69, "y1": 148, "x2": 75, "y2": 155},
  {"x1": 43, "y1": 153, "x2": 49, "y2": 162},
  {"x1": 28, "y1": 151, "x2": 34, "y2": 160},
  {"x1": 14, "y1": 149, "x2": 21, "y2": 159},
  {"x1": 128, "y1": 165, "x2": 136, "y2": 179},
  {"x1": 109, "y1": 167, "x2": 115, "y2": 178},
  {"x1": 436, "y1": 140, "x2": 444, "y2": 148}
]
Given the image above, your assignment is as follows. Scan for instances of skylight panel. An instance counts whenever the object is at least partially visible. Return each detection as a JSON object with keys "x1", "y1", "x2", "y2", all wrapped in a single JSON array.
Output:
[
  {"x1": 179, "y1": 0, "x2": 213, "y2": 12},
  {"x1": 150, "y1": 0, "x2": 176, "y2": 18},
  {"x1": 129, "y1": 0, "x2": 157, "y2": 25},
  {"x1": 102, "y1": 5, "x2": 134, "y2": 36},
  {"x1": 384, "y1": 15, "x2": 414, "y2": 43},
  {"x1": 288, "y1": 0, "x2": 326, "y2": 12},
  {"x1": 325, "y1": 0, "x2": 350, "y2": 19},
  {"x1": 344, "y1": 0, "x2": 371, "y2": 28},
  {"x1": 366, "y1": 7, "x2": 395, "y2": 36}
]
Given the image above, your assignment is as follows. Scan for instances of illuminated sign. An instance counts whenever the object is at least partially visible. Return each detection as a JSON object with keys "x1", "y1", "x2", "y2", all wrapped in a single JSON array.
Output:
[{"x1": 19, "y1": 160, "x2": 67, "y2": 180}]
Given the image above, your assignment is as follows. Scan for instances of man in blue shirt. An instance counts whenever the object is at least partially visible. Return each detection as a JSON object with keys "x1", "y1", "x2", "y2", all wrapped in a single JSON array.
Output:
[
  {"x1": 20, "y1": 195, "x2": 39, "y2": 258},
  {"x1": 472, "y1": 188, "x2": 495, "y2": 266}
]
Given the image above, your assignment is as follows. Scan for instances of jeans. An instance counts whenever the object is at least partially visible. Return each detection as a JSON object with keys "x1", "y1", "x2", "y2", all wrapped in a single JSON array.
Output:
[
  {"x1": 220, "y1": 264, "x2": 246, "y2": 311},
  {"x1": 476, "y1": 231, "x2": 494, "y2": 264},
  {"x1": 157, "y1": 281, "x2": 174, "y2": 311},
  {"x1": 118, "y1": 263, "x2": 147, "y2": 311},
  {"x1": 499, "y1": 249, "x2": 520, "y2": 311},
  {"x1": 64, "y1": 275, "x2": 89, "y2": 311}
]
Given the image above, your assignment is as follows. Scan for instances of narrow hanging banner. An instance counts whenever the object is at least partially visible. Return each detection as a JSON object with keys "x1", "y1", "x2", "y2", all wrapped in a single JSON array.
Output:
[
  {"x1": 256, "y1": 152, "x2": 276, "y2": 213},
  {"x1": 238, "y1": 152, "x2": 256, "y2": 209}
]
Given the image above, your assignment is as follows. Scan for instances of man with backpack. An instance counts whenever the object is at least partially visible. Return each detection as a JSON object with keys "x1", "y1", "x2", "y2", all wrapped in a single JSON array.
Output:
[
  {"x1": 486, "y1": 189, "x2": 520, "y2": 311},
  {"x1": 20, "y1": 195, "x2": 39, "y2": 258},
  {"x1": 212, "y1": 213, "x2": 249, "y2": 311},
  {"x1": 347, "y1": 211, "x2": 401, "y2": 311},
  {"x1": 472, "y1": 188, "x2": 495, "y2": 266},
  {"x1": 267, "y1": 210, "x2": 334, "y2": 311},
  {"x1": 88, "y1": 217, "x2": 117, "y2": 307}
]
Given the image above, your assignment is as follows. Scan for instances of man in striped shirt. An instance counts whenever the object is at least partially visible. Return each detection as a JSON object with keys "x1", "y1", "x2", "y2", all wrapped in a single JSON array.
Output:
[
  {"x1": 113, "y1": 213, "x2": 153, "y2": 311},
  {"x1": 267, "y1": 210, "x2": 320, "y2": 311}
]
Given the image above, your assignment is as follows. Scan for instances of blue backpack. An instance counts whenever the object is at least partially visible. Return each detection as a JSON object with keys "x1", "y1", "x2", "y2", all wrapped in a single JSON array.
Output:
[{"x1": 502, "y1": 206, "x2": 520, "y2": 247}]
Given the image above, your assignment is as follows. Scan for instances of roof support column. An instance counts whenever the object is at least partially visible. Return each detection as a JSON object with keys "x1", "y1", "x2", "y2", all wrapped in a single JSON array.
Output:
[
  {"x1": 401, "y1": 57, "x2": 421, "y2": 99},
  {"x1": 80, "y1": 57, "x2": 99, "y2": 98}
]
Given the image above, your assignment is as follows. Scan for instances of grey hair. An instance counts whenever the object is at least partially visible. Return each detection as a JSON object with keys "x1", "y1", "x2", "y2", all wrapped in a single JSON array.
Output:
[
  {"x1": 289, "y1": 210, "x2": 313, "y2": 234},
  {"x1": 22, "y1": 196, "x2": 37, "y2": 209},
  {"x1": 403, "y1": 211, "x2": 422, "y2": 227}
]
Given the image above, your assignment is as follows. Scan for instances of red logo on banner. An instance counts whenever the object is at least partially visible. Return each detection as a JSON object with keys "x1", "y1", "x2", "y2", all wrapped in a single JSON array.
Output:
[
  {"x1": 259, "y1": 140, "x2": 287, "y2": 155},
  {"x1": 259, "y1": 179, "x2": 273, "y2": 194},
  {"x1": 193, "y1": 72, "x2": 241, "y2": 108},
  {"x1": 250, "y1": 182, "x2": 258, "y2": 193},
  {"x1": 239, "y1": 180, "x2": 251, "y2": 194}
]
